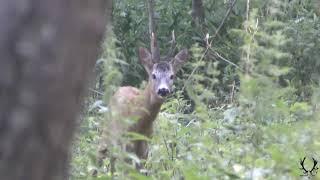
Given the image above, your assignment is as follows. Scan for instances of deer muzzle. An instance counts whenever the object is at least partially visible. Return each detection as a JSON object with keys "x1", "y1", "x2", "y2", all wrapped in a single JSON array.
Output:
[{"x1": 157, "y1": 88, "x2": 170, "y2": 97}]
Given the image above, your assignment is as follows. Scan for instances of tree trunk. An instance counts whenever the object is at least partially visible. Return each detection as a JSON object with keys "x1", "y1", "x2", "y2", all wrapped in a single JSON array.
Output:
[
  {"x1": 192, "y1": 0, "x2": 205, "y2": 25},
  {"x1": 0, "y1": 0, "x2": 111, "y2": 179}
]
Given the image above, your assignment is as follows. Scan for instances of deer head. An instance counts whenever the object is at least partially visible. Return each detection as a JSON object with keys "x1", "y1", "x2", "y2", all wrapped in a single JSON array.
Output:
[{"x1": 139, "y1": 47, "x2": 188, "y2": 98}]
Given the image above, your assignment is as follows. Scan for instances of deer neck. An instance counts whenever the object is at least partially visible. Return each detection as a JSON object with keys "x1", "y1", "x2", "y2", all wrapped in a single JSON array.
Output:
[{"x1": 142, "y1": 81, "x2": 164, "y2": 120}]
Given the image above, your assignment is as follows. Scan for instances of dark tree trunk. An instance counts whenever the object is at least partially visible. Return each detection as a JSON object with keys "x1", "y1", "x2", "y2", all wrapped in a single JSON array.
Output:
[
  {"x1": 147, "y1": 0, "x2": 160, "y2": 62},
  {"x1": 0, "y1": 0, "x2": 111, "y2": 179},
  {"x1": 192, "y1": 0, "x2": 205, "y2": 25}
]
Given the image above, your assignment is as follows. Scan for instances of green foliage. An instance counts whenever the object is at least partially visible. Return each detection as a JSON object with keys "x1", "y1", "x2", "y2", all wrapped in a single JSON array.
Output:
[
  {"x1": 100, "y1": 27, "x2": 124, "y2": 102},
  {"x1": 71, "y1": 0, "x2": 320, "y2": 179}
]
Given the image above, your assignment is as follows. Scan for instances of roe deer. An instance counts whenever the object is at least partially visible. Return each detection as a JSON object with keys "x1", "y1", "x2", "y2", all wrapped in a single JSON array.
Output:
[{"x1": 97, "y1": 36, "x2": 188, "y2": 173}]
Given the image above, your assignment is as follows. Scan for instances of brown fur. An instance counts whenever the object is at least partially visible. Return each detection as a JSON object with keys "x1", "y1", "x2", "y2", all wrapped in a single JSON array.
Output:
[{"x1": 96, "y1": 48, "x2": 188, "y2": 173}]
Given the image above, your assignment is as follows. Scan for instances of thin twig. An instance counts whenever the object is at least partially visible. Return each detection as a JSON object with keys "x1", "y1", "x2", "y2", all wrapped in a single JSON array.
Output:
[
  {"x1": 162, "y1": 135, "x2": 171, "y2": 159},
  {"x1": 184, "y1": 0, "x2": 239, "y2": 91},
  {"x1": 89, "y1": 88, "x2": 104, "y2": 96},
  {"x1": 167, "y1": 30, "x2": 176, "y2": 58},
  {"x1": 209, "y1": 48, "x2": 241, "y2": 69},
  {"x1": 245, "y1": 0, "x2": 251, "y2": 75},
  {"x1": 246, "y1": 0, "x2": 250, "y2": 26},
  {"x1": 186, "y1": 119, "x2": 196, "y2": 127},
  {"x1": 213, "y1": 0, "x2": 238, "y2": 38},
  {"x1": 230, "y1": 80, "x2": 235, "y2": 104},
  {"x1": 182, "y1": 47, "x2": 210, "y2": 91}
]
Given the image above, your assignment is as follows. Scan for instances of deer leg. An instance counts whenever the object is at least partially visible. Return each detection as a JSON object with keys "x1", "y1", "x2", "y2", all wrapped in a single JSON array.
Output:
[
  {"x1": 95, "y1": 147, "x2": 117, "y2": 177},
  {"x1": 110, "y1": 156, "x2": 116, "y2": 176},
  {"x1": 94, "y1": 144, "x2": 117, "y2": 177},
  {"x1": 91, "y1": 147, "x2": 108, "y2": 177},
  {"x1": 97, "y1": 147, "x2": 108, "y2": 167},
  {"x1": 135, "y1": 140, "x2": 149, "y2": 170}
]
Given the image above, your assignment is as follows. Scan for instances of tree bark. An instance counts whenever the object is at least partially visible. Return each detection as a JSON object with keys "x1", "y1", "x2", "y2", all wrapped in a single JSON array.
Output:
[
  {"x1": 0, "y1": 0, "x2": 111, "y2": 179},
  {"x1": 147, "y1": 0, "x2": 160, "y2": 62},
  {"x1": 192, "y1": 0, "x2": 205, "y2": 25}
]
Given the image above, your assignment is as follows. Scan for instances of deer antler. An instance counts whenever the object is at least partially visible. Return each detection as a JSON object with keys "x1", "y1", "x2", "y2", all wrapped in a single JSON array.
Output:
[
  {"x1": 300, "y1": 157, "x2": 308, "y2": 175},
  {"x1": 310, "y1": 157, "x2": 319, "y2": 176}
]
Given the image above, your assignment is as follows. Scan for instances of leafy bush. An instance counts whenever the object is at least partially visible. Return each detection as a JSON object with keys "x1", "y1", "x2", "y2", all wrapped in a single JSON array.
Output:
[{"x1": 70, "y1": 0, "x2": 320, "y2": 179}]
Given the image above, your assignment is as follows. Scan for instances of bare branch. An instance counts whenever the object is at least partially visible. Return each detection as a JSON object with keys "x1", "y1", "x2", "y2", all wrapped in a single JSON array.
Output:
[
  {"x1": 166, "y1": 30, "x2": 176, "y2": 58},
  {"x1": 213, "y1": 0, "x2": 238, "y2": 38},
  {"x1": 209, "y1": 48, "x2": 241, "y2": 69},
  {"x1": 89, "y1": 88, "x2": 104, "y2": 96}
]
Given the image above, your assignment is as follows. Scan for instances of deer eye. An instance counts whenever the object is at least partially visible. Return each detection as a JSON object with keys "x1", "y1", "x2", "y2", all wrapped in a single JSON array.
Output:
[
  {"x1": 170, "y1": 75, "x2": 174, "y2": 80},
  {"x1": 152, "y1": 74, "x2": 156, "y2": 79}
]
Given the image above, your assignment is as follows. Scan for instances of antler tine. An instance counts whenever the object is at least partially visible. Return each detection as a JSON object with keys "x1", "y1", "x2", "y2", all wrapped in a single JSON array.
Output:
[{"x1": 167, "y1": 30, "x2": 176, "y2": 59}]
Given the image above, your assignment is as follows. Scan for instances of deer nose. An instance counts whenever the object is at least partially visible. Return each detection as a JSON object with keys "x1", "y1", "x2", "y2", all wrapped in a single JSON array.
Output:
[{"x1": 157, "y1": 88, "x2": 169, "y2": 97}]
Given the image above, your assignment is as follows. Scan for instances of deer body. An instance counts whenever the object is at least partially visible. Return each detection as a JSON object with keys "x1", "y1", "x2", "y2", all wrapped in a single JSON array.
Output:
[
  {"x1": 110, "y1": 83, "x2": 163, "y2": 136},
  {"x1": 97, "y1": 47, "x2": 188, "y2": 172},
  {"x1": 108, "y1": 83, "x2": 163, "y2": 159}
]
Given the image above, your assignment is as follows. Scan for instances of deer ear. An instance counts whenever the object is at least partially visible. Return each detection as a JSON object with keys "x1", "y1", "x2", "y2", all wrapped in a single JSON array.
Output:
[
  {"x1": 171, "y1": 49, "x2": 188, "y2": 73},
  {"x1": 139, "y1": 47, "x2": 153, "y2": 73}
]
